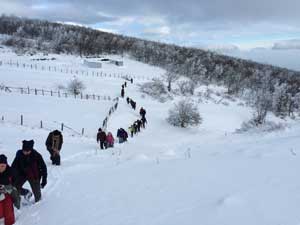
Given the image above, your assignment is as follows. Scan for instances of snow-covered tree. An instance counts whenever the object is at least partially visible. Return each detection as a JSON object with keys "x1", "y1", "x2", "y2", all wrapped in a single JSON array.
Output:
[
  {"x1": 251, "y1": 70, "x2": 273, "y2": 125},
  {"x1": 167, "y1": 99, "x2": 202, "y2": 128},
  {"x1": 163, "y1": 70, "x2": 180, "y2": 92},
  {"x1": 68, "y1": 77, "x2": 85, "y2": 95},
  {"x1": 177, "y1": 79, "x2": 196, "y2": 96}
]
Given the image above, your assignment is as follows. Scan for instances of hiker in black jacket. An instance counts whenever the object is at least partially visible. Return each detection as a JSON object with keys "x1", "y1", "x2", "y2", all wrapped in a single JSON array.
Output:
[
  {"x1": 12, "y1": 140, "x2": 47, "y2": 203},
  {"x1": 46, "y1": 130, "x2": 63, "y2": 165}
]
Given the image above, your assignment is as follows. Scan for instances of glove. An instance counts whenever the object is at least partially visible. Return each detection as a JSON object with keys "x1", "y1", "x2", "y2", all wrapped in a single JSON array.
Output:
[
  {"x1": 0, "y1": 185, "x2": 5, "y2": 194},
  {"x1": 41, "y1": 177, "x2": 47, "y2": 189}
]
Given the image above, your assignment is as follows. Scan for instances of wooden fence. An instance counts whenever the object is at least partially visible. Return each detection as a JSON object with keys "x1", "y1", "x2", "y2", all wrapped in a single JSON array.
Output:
[
  {"x1": 0, "y1": 114, "x2": 85, "y2": 136},
  {"x1": 0, "y1": 96, "x2": 120, "y2": 137},
  {"x1": 102, "y1": 97, "x2": 119, "y2": 131},
  {"x1": 0, "y1": 85, "x2": 113, "y2": 101},
  {"x1": 0, "y1": 60, "x2": 151, "y2": 81}
]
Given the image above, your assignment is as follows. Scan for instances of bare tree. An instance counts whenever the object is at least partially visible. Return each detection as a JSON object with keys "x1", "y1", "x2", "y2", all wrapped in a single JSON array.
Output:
[
  {"x1": 167, "y1": 99, "x2": 202, "y2": 128},
  {"x1": 163, "y1": 70, "x2": 180, "y2": 92},
  {"x1": 251, "y1": 70, "x2": 273, "y2": 125},
  {"x1": 68, "y1": 77, "x2": 85, "y2": 95}
]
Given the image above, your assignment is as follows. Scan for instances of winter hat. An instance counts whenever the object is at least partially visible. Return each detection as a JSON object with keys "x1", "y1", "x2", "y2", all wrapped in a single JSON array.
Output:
[
  {"x1": 22, "y1": 140, "x2": 34, "y2": 151},
  {"x1": 53, "y1": 130, "x2": 61, "y2": 135},
  {"x1": 0, "y1": 154, "x2": 7, "y2": 164}
]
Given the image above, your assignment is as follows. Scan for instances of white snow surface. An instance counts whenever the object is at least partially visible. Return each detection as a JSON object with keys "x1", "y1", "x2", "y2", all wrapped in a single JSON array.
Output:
[{"x1": 0, "y1": 51, "x2": 300, "y2": 225}]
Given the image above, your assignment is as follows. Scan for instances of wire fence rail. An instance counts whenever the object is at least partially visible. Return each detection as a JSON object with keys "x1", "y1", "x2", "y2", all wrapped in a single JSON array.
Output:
[
  {"x1": 0, "y1": 60, "x2": 151, "y2": 81},
  {"x1": 0, "y1": 85, "x2": 114, "y2": 101},
  {"x1": 0, "y1": 96, "x2": 120, "y2": 137},
  {"x1": 102, "y1": 97, "x2": 119, "y2": 131}
]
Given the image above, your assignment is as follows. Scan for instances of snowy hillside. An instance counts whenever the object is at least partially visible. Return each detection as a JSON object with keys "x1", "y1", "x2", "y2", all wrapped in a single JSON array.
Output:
[{"x1": 1, "y1": 49, "x2": 300, "y2": 225}]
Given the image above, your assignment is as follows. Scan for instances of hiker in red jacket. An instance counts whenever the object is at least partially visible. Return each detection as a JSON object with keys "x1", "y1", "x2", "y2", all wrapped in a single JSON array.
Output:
[
  {"x1": 106, "y1": 132, "x2": 115, "y2": 148},
  {"x1": 0, "y1": 154, "x2": 20, "y2": 225}
]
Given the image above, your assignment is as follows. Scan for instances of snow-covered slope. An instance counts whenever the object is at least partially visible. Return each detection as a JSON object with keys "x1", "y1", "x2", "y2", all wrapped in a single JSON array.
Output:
[{"x1": 0, "y1": 50, "x2": 300, "y2": 225}]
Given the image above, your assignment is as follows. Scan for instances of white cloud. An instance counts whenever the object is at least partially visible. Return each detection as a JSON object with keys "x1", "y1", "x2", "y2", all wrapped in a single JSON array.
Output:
[
  {"x1": 102, "y1": 16, "x2": 136, "y2": 26},
  {"x1": 272, "y1": 39, "x2": 300, "y2": 50},
  {"x1": 203, "y1": 44, "x2": 240, "y2": 53},
  {"x1": 143, "y1": 26, "x2": 171, "y2": 36},
  {"x1": 95, "y1": 27, "x2": 118, "y2": 34}
]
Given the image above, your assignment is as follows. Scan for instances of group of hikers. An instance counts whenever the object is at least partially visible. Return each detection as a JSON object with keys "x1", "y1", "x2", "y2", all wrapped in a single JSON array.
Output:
[
  {"x1": 0, "y1": 77, "x2": 142, "y2": 224},
  {"x1": 96, "y1": 127, "x2": 130, "y2": 149},
  {"x1": 120, "y1": 78, "x2": 133, "y2": 98},
  {"x1": 96, "y1": 79, "x2": 148, "y2": 150},
  {"x1": 96, "y1": 129, "x2": 115, "y2": 149},
  {"x1": 0, "y1": 129, "x2": 63, "y2": 225},
  {"x1": 126, "y1": 97, "x2": 136, "y2": 110},
  {"x1": 128, "y1": 107, "x2": 147, "y2": 137}
]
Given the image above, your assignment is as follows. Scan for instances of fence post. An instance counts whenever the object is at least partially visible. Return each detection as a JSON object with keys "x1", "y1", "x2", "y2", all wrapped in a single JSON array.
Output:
[
  {"x1": 27, "y1": 87, "x2": 30, "y2": 94},
  {"x1": 35, "y1": 89, "x2": 37, "y2": 95},
  {"x1": 21, "y1": 115, "x2": 23, "y2": 126},
  {"x1": 1, "y1": 116, "x2": 4, "y2": 121},
  {"x1": 42, "y1": 90, "x2": 44, "y2": 96},
  {"x1": 81, "y1": 128, "x2": 84, "y2": 136},
  {"x1": 51, "y1": 90, "x2": 53, "y2": 96},
  {"x1": 61, "y1": 123, "x2": 64, "y2": 131},
  {"x1": 40, "y1": 121, "x2": 43, "y2": 128}
]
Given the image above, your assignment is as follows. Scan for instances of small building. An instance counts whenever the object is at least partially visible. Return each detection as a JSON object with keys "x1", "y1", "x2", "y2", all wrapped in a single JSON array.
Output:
[
  {"x1": 83, "y1": 59, "x2": 102, "y2": 68},
  {"x1": 110, "y1": 60, "x2": 123, "y2": 66}
]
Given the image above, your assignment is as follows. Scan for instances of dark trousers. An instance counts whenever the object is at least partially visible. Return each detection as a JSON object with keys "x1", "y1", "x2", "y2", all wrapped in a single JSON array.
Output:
[
  {"x1": 48, "y1": 149, "x2": 61, "y2": 165},
  {"x1": 15, "y1": 178, "x2": 41, "y2": 203},
  {"x1": 100, "y1": 141, "x2": 106, "y2": 149}
]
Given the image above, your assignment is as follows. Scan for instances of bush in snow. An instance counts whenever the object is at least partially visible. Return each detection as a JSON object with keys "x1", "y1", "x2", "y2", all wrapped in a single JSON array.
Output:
[
  {"x1": 167, "y1": 99, "x2": 202, "y2": 128},
  {"x1": 139, "y1": 78, "x2": 169, "y2": 102},
  {"x1": 236, "y1": 119, "x2": 286, "y2": 133},
  {"x1": 68, "y1": 78, "x2": 85, "y2": 95}
]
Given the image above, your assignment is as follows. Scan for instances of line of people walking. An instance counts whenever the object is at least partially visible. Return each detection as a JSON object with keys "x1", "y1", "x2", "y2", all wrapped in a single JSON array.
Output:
[{"x1": 128, "y1": 107, "x2": 147, "y2": 138}]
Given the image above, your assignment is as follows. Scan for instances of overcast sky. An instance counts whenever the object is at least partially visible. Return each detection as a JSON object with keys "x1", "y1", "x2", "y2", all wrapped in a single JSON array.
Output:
[{"x1": 1, "y1": 0, "x2": 299, "y2": 48}]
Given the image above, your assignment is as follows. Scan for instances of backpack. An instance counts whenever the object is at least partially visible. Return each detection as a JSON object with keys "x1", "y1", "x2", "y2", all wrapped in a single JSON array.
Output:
[{"x1": 52, "y1": 134, "x2": 60, "y2": 150}]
